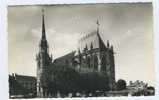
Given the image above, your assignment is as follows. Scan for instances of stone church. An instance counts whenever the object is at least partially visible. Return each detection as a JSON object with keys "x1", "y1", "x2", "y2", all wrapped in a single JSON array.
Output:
[{"x1": 36, "y1": 10, "x2": 116, "y2": 97}]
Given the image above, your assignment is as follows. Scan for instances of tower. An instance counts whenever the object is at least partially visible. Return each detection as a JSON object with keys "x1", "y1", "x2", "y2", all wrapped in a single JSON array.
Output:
[
  {"x1": 36, "y1": 9, "x2": 52, "y2": 97},
  {"x1": 96, "y1": 20, "x2": 115, "y2": 90}
]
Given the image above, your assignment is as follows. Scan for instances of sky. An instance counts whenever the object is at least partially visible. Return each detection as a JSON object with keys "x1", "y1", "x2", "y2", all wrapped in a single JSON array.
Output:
[{"x1": 8, "y1": 3, "x2": 155, "y2": 86}]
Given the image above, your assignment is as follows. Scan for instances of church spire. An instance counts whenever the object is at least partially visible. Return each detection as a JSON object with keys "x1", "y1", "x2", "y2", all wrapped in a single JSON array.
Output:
[
  {"x1": 95, "y1": 20, "x2": 107, "y2": 51},
  {"x1": 39, "y1": 9, "x2": 48, "y2": 53},
  {"x1": 96, "y1": 19, "x2": 100, "y2": 33},
  {"x1": 42, "y1": 9, "x2": 46, "y2": 40},
  {"x1": 36, "y1": 9, "x2": 53, "y2": 98}
]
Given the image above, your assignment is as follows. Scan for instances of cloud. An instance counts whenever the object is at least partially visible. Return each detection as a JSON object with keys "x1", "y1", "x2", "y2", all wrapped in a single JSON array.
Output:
[
  {"x1": 49, "y1": 32, "x2": 80, "y2": 58},
  {"x1": 30, "y1": 26, "x2": 80, "y2": 58}
]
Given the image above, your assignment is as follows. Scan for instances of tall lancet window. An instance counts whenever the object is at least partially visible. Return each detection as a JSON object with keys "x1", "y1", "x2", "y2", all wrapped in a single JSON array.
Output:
[
  {"x1": 101, "y1": 55, "x2": 106, "y2": 72},
  {"x1": 93, "y1": 54, "x2": 98, "y2": 71}
]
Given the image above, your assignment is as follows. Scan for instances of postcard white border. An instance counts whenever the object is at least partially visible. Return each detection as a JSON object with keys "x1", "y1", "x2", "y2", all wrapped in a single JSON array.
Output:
[
  {"x1": 0, "y1": 0, "x2": 159, "y2": 100},
  {"x1": 8, "y1": 0, "x2": 152, "y2": 5}
]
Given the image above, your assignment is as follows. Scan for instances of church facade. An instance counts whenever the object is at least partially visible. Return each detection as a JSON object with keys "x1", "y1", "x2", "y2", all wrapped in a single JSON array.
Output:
[{"x1": 36, "y1": 11, "x2": 116, "y2": 97}]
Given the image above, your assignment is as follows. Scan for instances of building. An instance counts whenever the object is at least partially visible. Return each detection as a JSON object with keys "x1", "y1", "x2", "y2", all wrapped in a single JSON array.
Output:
[
  {"x1": 36, "y1": 10, "x2": 53, "y2": 97},
  {"x1": 73, "y1": 21, "x2": 115, "y2": 90},
  {"x1": 36, "y1": 10, "x2": 116, "y2": 97},
  {"x1": 9, "y1": 73, "x2": 36, "y2": 98}
]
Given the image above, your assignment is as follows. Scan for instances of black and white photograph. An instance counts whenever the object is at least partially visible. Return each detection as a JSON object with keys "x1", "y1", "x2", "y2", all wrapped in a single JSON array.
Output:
[{"x1": 8, "y1": 3, "x2": 155, "y2": 98}]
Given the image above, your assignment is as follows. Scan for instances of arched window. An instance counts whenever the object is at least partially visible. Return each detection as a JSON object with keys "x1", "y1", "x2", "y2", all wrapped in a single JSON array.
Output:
[
  {"x1": 101, "y1": 55, "x2": 106, "y2": 72},
  {"x1": 94, "y1": 54, "x2": 98, "y2": 71},
  {"x1": 87, "y1": 56, "x2": 91, "y2": 68}
]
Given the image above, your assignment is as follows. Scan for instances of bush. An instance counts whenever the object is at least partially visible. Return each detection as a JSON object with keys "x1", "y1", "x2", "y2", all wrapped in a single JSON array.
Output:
[
  {"x1": 47, "y1": 64, "x2": 81, "y2": 94},
  {"x1": 116, "y1": 79, "x2": 126, "y2": 91},
  {"x1": 79, "y1": 72, "x2": 110, "y2": 93}
]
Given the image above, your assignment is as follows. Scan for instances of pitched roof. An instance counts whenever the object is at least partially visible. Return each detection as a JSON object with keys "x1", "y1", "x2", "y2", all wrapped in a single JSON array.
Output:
[
  {"x1": 53, "y1": 51, "x2": 75, "y2": 65},
  {"x1": 97, "y1": 32, "x2": 107, "y2": 51},
  {"x1": 14, "y1": 74, "x2": 36, "y2": 82}
]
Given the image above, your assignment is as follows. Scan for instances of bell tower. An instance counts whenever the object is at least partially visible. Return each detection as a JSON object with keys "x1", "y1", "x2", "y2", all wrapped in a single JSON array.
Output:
[{"x1": 36, "y1": 9, "x2": 52, "y2": 97}]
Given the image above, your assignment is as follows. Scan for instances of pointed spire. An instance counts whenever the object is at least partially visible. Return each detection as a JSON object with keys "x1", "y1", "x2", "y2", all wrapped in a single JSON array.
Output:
[
  {"x1": 107, "y1": 40, "x2": 110, "y2": 47},
  {"x1": 90, "y1": 42, "x2": 93, "y2": 49},
  {"x1": 96, "y1": 19, "x2": 100, "y2": 33},
  {"x1": 42, "y1": 9, "x2": 46, "y2": 40},
  {"x1": 96, "y1": 19, "x2": 100, "y2": 26},
  {"x1": 83, "y1": 44, "x2": 88, "y2": 53},
  {"x1": 111, "y1": 45, "x2": 113, "y2": 51},
  {"x1": 39, "y1": 9, "x2": 49, "y2": 53},
  {"x1": 85, "y1": 44, "x2": 88, "y2": 50},
  {"x1": 78, "y1": 48, "x2": 81, "y2": 55}
]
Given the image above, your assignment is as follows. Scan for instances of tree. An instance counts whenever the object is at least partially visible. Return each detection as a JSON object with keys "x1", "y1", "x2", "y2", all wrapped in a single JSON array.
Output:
[
  {"x1": 46, "y1": 62, "x2": 110, "y2": 97},
  {"x1": 116, "y1": 79, "x2": 126, "y2": 91},
  {"x1": 48, "y1": 63, "x2": 81, "y2": 95},
  {"x1": 79, "y1": 72, "x2": 110, "y2": 94},
  {"x1": 146, "y1": 86, "x2": 155, "y2": 96}
]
